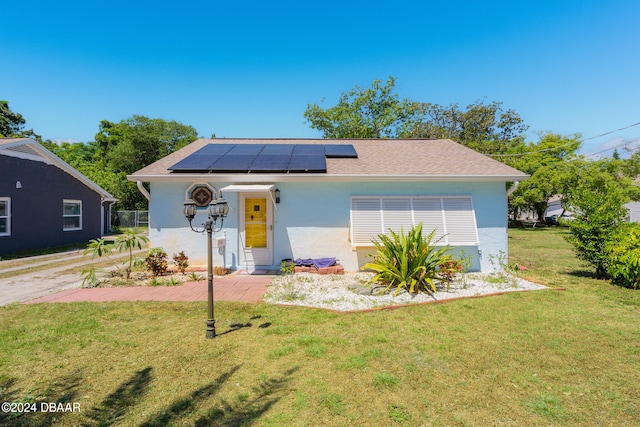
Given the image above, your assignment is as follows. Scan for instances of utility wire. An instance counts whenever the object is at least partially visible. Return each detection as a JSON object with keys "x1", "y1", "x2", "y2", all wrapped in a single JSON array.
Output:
[{"x1": 488, "y1": 121, "x2": 640, "y2": 158}]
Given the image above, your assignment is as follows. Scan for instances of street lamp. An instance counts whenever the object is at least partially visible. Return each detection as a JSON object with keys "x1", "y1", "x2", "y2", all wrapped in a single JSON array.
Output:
[{"x1": 183, "y1": 192, "x2": 229, "y2": 338}]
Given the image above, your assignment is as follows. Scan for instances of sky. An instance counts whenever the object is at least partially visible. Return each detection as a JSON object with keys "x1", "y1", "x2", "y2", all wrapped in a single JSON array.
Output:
[{"x1": 2, "y1": 0, "x2": 639, "y2": 158}]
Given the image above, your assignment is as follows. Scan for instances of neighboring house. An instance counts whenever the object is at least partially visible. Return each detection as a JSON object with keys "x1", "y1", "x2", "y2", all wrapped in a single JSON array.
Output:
[
  {"x1": 128, "y1": 138, "x2": 528, "y2": 273},
  {"x1": 0, "y1": 138, "x2": 117, "y2": 255}
]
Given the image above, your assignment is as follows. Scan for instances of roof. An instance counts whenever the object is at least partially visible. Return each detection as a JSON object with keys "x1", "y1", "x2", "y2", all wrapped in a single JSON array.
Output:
[
  {"x1": 128, "y1": 138, "x2": 529, "y2": 183},
  {"x1": 0, "y1": 138, "x2": 117, "y2": 202}
]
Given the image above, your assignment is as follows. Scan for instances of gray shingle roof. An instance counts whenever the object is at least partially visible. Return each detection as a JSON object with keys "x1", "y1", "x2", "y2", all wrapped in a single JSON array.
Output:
[{"x1": 129, "y1": 138, "x2": 528, "y2": 182}]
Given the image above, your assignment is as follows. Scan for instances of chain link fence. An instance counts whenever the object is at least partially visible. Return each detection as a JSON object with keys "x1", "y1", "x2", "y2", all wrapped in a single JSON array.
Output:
[{"x1": 116, "y1": 210, "x2": 149, "y2": 229}]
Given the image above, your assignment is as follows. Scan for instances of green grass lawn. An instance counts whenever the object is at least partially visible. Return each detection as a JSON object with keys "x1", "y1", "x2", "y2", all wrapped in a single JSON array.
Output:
[{"x1": 1, "y1": 227, "x2": 639, "y2": 426}]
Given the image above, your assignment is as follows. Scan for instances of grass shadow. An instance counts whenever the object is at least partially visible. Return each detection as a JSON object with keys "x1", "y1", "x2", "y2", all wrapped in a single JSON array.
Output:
[
  {"x1": 83, "y1": 366, "x2": 153, "y2": 426},
  {"x1": 193, "y1": 367, "x2": 299, "y2": 427},
  {"x1": 139, "y1": 365, "x2": 242, "y2": 427},
  {"x1": 0, "y1": 370, "x2": 82, "y2": 427}
]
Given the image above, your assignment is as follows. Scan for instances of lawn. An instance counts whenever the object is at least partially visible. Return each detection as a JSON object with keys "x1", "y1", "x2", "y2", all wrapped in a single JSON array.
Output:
[{"x1": 1, "y1": 227, "x2": 639, "y2": 426}]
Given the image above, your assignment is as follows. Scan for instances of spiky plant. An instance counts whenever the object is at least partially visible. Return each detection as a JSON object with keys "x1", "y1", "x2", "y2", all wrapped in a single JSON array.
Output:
[{"x1": 363, "y1": 223, "x2": 452, "y2": 295}]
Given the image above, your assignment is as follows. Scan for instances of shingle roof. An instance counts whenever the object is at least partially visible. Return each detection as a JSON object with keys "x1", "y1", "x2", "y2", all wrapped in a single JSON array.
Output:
[
  {"x1": 0, "y1": 138, "x2": 117, "y2": 201},
  {"x1": 129, "y1": 138, "x2": 528, "y2": 182}
]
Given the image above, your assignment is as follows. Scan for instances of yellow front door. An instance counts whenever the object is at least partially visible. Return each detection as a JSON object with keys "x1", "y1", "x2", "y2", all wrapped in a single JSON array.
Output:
[
  {"x1": 245, "y1": 197, "x2": 267, "y2": 248},
  {"x1": 240, "y1": 194, "x2": 272, "y2": 266}
]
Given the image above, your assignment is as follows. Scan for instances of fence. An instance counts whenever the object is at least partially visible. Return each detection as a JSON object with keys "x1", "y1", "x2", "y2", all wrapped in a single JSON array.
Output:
[{"x1": 116, "y1": 210, "x2": 149, "y2": 229}]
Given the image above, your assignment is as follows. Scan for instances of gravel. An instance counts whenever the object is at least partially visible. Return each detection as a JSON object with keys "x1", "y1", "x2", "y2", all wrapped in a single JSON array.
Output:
[{"x1": 263, "y1": 272, "x2": 547, "y2": 311}]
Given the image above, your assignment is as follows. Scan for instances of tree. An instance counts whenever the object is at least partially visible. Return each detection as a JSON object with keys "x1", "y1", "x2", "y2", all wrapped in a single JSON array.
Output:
[
  {"x1": 507, "y1": 133, "x2": 582, "y2": 220},
  {"x1": 92, "y1": 116, "x2": 198, "y2": 209},
  {"x1": 0, "y1": 100, "x2": 42, "y2": 140},
  {"x1": 304, "y1": 76, "x2": 417, "y2": 138},
  {"x1": 405, "y1": 99, "x2": 529, "y2": 154},
  {"x1": 95, "y1": 115, "x2": 198, "y2": 175},
  {"x1": 0, "y1": 100, "x2": 26, "y2": 137},
  {"x1": 565, "y1": 162, "x2": 631, "y2": 278}
]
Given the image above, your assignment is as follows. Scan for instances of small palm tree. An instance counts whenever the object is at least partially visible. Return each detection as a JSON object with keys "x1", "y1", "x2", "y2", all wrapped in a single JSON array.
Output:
[{"x1": 114, "y1": 230, "x2": 149, "y2": 278}]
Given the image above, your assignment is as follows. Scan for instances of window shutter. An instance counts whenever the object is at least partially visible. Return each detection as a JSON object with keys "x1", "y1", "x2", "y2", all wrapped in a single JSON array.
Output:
[
  {"x1": 412, "y1": 198, "x2": 446, "y2": 241},
  {"x1": 442, "y1": 197, "x2": 479, "y2": 245},
  {"x1": 350, "y1": 196, "x2": 479, "y2": 247},
  {"x1": 350, "y1": 198, "x2": 383, "y2": 245},
  {"x1": 381, "y1": 198, "x2": 412, "y2": 236}
]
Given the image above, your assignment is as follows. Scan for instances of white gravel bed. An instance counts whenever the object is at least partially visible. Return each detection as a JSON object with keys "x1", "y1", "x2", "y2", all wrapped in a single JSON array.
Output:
[{"x1": 263, "y1": 272, "x2": 547, "y2": 311}]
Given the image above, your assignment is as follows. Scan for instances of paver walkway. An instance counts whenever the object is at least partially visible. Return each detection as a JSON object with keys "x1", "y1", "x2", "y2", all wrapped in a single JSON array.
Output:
[{"x1": 25, "y1": 275, "x2": 274, "y2": 304}]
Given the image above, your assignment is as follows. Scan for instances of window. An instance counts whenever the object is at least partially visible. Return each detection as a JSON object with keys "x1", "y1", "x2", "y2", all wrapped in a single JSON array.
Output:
[
  {"x1": 350, "y1": 196, "x2": 479, "y2": 246},
  {"x1": 0, "y1": 197, "x2": 10, "y2": 236},
  {"x1": 63, "y1": 200, "x2": 82, "y2": 231}
]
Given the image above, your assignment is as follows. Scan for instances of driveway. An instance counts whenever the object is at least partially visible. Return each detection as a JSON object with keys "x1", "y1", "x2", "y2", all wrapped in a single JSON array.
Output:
[
  {"x1": 0, "y1": 250, "x2": 142, "y2": 306},
  {"x1": 0, "y1": 251, "x2": 274, "y2": 306}
]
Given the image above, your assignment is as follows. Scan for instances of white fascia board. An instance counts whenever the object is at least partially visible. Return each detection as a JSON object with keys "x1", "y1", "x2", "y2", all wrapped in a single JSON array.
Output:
[
  {"x1": 219, "y1": 184, "x2": 276, "y2": 192},
  {"x1": 129, "y1": 173, "x2": 529, "y2": 183}
]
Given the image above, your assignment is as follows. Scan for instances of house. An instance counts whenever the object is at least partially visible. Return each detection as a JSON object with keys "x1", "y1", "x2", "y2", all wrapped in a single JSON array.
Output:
[
  {"x1": 128, "y1": 138, "x2": 528, "y2": 273},
  {"x1": 0, "y1": 138, "x2": 117, "y2": 255}
]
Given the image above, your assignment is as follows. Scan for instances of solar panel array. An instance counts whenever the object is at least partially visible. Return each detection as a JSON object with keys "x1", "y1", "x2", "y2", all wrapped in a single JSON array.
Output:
[{"x1": 169, "y1": 144, "x2": 358, "y2": 173}]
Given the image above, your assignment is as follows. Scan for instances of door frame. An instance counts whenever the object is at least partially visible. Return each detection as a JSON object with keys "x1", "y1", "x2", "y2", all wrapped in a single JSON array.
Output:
[{"x1": 238, "y1": 192, "x2": 274, "y2": 267}]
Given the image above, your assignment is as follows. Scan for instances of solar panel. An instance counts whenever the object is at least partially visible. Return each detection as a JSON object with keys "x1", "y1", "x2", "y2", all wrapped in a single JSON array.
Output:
[
  {"x1": 292, "y1": 144, "x2": 325, "y2": 156},
  {"x1": 288, "y1": 155, "x2": 327, "y2": 172},
  {"x1": 227, "y1": 144, "x2": 265, "y2": 155},
  {"x1": 324, "y1": 144, "x2": 358, "y2": 158},
  {"x1": 169, "y1": 154, "x2": 221, "y2": 171},
  {"x1": 260, "y1": 144, "x2": 295, "y2": 155},
  {"x1": 195, "y1": 144, "x2": 236, "y2": 155},
  {"x1": 210, "y1": 155, "x2": 256, "y2": 172},
  {"x1": 248, "y1": 155, "x2": 291, "y2": 172},
  {"x1": 169, "y1": 143, "x2": 356, "y2": 174}
]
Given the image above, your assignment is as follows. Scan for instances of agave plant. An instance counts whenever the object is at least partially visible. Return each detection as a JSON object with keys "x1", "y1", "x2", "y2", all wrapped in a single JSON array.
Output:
[{"x1": 363, "y1": 223, "x2": 452, "y2": 295}]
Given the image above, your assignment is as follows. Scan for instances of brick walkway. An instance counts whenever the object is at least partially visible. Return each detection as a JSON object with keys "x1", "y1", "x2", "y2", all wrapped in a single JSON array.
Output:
[{"x1": 24, "y1": 275, "x2": 274, "y2": 304}]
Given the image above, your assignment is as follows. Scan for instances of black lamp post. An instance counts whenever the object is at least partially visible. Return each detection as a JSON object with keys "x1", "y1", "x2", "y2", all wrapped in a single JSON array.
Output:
[{"x1": 183, "y1": 193, "x2": 229, "y2": 338}]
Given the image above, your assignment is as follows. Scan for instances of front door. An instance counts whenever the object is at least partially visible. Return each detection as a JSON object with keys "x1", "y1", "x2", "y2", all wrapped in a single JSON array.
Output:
[{"x1": 239, "y1": 193, "x2": 273, "y2": 267}]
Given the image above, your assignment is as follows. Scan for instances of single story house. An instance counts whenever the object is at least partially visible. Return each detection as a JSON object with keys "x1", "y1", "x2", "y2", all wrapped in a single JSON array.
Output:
[
  {"x1": 128, "y1": 138, "x2": 528, "y2": 273},
  {"x1": 0, "y1": 138, "x2": 117, "y2": 255}
]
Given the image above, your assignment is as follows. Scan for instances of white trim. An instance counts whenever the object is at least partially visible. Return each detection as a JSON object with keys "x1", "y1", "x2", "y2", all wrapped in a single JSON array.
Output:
[
  {"x1": 350, "y1": 195, "x2": 479, "y2": 247},
  {"x1": 219, "y1": 184, "x2": 275, "y2": 192},
  {"x1": 0, "y1": 197, "x2": 10, "y2": 237},
  {"x1": 63, "y1": 199, "x2": 83, "y2": 231},
  {"x1": 130, "y1": 173, "x2": 528, "y2": 183}
]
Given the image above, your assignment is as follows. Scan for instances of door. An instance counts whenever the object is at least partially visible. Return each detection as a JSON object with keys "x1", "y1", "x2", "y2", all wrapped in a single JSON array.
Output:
[{"x1": 239, "y1": 193, "x2": 273, "y2": 266}]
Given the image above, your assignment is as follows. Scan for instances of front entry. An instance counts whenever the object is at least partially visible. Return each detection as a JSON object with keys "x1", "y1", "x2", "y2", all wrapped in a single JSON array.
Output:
[{"x1": 239, "y1": 193, "x2": 273, "y2": 267}]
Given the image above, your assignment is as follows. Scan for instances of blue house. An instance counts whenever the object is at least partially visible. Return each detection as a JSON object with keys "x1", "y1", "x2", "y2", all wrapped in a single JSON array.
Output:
[
  {"x1": 0, "y1": 138, "x2": 117, "y2": 255},
  {"x1": 128, "y1": 138, "x2": 528, "y2": 273}
]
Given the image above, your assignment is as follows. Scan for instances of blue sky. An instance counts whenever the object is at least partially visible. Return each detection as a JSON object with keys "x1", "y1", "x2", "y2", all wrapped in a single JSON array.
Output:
[{"x1": 2, "y1": 0, "x2": 639, "y2": 157}]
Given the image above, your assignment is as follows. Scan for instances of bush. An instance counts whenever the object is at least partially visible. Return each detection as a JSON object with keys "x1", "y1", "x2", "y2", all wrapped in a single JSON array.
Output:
[
  {"x1": 363, "y1": 223, "x2": 452, "y2": 295},
  {"x1": 565, "y1": 173, "x2": 629, "y2": 279},
  {"x1": 145, "y1": 247, "x2": 168, "y2": 277},
  {"x1": 172, "y1": 251, "x2": 189, "y2": 274},
  {"x1": 606, "y1": 223, "x2": 640, "y2": 289}
]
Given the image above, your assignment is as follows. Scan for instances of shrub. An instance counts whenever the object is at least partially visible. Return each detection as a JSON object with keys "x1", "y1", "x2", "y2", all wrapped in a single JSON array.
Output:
[
  {"x1": 606, "y1": 223, "x2": 640, "y2": 289},
  {"x1": 363, "y1": 222, "x2": 452, "y2": 295},
  {"x1": 565, "y1": 171, "x2": 629, "y2": 279},
  {"x1": 114, "y1": 230, "x2": 149, "y2": 278},
  {"x1": 172, "y1": 251, "x2": 189, "y2": 274},
  {"x1": 145, "y1": 247, "x2": 168, "y2": 277}
]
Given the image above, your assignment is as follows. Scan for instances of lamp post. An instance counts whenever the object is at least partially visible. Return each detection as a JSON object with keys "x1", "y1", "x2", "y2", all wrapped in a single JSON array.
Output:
[{"x1": 183, "y1": 193, "x2": 229, "y2": 338}]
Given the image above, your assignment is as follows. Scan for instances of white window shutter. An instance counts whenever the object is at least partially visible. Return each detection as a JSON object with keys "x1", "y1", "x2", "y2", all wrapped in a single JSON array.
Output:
[
  {"x1": 412, "y1": 198, "x2": 446, "y2": 242},
  {"x1": 351, "y1": 198, "x2": 383, "y2": 245},
  {"x1": 350, "y1": 196, "x2": 479, "y2": 247},
  {"x1": 382, "y1": 198, "x2": 412, "y2": 236},
  {"x1": 442, "y1": 197, "x2": 479, "y2": 245}
]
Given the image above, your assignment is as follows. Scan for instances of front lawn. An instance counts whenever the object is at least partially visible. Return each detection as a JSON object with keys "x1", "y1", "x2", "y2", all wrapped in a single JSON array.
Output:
[{"x1": 1, "y1": 227, "x2": 639, "y2": 426}]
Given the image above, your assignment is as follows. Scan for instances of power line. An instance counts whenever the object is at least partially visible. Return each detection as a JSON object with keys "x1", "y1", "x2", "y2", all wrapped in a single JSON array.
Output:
[{"x1": 489, "y1": 121, "x2": 640, "y2": 158}]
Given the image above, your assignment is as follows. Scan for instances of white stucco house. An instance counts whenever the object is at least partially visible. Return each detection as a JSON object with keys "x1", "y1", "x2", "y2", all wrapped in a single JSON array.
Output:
[{"x1": 128, "y1": 138, "x2": 528, "y2": 273}]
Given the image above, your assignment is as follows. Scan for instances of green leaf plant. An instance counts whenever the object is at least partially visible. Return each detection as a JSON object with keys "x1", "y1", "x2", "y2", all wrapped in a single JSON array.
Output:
[{"x1": 363, "y1": 222, "x2": 452, "y2": 295}]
